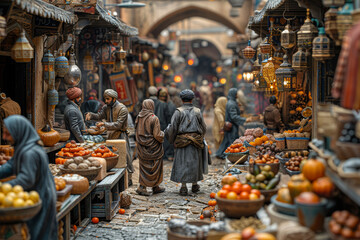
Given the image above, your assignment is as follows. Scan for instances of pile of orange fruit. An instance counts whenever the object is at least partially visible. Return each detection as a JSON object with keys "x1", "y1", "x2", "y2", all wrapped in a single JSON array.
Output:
[
  {"x1": 284, "y1": 130, "x2": 301, "y2": 133},
  {"x1": 55, "y1": 158, "x2": 67, "y2": 164},
  {"x1": 249, "y1": 135, "x2": 273, "y2": 147},
  {"x1": 91, "y1": 145, "x2": 117, "y2": 158},
  {"x1": 217, "y1": 181, "x2": 261, "y2": 200},
  {"x1": 57, "y1": 141, "x2": 92, "y2": 158},
  {"x1": 225, "y1": 143, "x2": 248, "y2": 154}
]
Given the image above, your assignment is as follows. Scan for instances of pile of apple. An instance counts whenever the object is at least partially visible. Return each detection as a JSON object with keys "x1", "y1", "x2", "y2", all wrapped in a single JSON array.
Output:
[{"x1": 217, "y1": 174, "x2": 261, "y2": 200}]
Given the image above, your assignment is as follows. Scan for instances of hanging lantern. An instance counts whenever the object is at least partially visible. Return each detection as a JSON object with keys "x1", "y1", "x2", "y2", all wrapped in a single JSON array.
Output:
[
  {"x1": 83, "y1": 50, "x2": 94, "y2": 71},
  {"x1": 242, "y1": 40, "x2": 256, "y2": 59},
  {"x1": 298, "y1": 9, "x2": 318, "y2": 49},
  {"x1": 64, "y1": 53, "x2": 81, "y2": 86},
  {"x1": 153, "y1": 58, "x2": 160, "y2": 68},
  {"x1": 95, "y1": 42, "x2": 115, "y2": 64},
  {"x1": 263, "y1": 57, "x2": 277, "y2": 85},
  {"x1": 337, "y1": 0, "x2": 354, "y2": 41},
  {"x1": 142, "y1": 51, "x2": 149, "y2": 61},
  {"x1": 11, "y1": 30, "x2": 34, "y2": 63},
  {"x1": 48, "y1": 89, "x2": 59, "y2": 110},
  {"x1": 323, "y1": 0, "x2": 345, "y2": 7},
  {"x1": 260, "y1": 37, "x2": 271, "y2": 54},
  {"x1": 242, "y1": 61, "x2": 254, "y2": 82},
  {"x1": 0, "y1": 16, "x2": 6, "y2": 42},
  {"x1": 275, "y1": 54, "x2": 297, "y2": 92},
  {"x1": 281, "y1": 24, "x2": 296, "y2": 49},
  {"x1": 230, "y1": 7, "x2": 240, "y2": 18},
  {"x1": 130, "y1": 60, "x2": 143, "y2": 75},
  {"x1": 325, "y1": 7, "x2": 340, "y2": 45},
  {"x1": 292, "y1": 48, "x2": 308, "y2": 71},
  {"x1": 42, "y1": 50, "x2": 55, "y2": 86},
  {"x1": 258, "y1": 74, "x2": 267, "y2": 91},
  {"x1": 274, "y1": 50, "x2": 284, "y2": 62},
  {"x1": 55, "y1": 51, "x2": 69, "y2": 77},
  {"x1": 119, "y1": 46, "x2": 127, "y2": 59},
  {"x1": 265, "y1": 84, "x2": 276, "y2": 96},
  {"x1": 312, "y1": 27, "x2": 334, "y2": 61}
]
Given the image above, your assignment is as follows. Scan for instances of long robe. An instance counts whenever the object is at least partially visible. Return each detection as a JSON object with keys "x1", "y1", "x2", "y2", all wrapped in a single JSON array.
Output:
[
  {"x1": 165, "y1": 103, "x2": 207, "y2": 183},
  {"x1": 216, "y1": 89, "x2": 246, "y2": 159},
  {"x1": 212, "y1": 97, "x2": 227, "y2": 150},
  {"x1": 135, "y1": 99, "x2": 164, "y2": 187},
  {"x1": 0, "y1": 115, "x2": 57, "y2": 240}
]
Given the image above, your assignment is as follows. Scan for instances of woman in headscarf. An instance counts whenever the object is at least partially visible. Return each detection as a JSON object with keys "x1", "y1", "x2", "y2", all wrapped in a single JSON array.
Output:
[
  {"x1": 135, "y1": 99, "x2": 165, "y2": 196},
  {"x1": 0, "y1": 115, "x2": 57, "y2": 239},
  {"x1": 212, "y1": 97, "x2": 227, "y2": 151}
]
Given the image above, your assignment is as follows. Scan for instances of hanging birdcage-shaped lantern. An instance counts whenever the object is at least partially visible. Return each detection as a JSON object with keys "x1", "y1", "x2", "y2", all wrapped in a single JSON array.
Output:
[
  {"x1": 275, "y1": 54, "x2": 297, "y2": 92},
  {"x1": 292, "y1": 48, "x2": 308, "y2": 71},
  {"x1": 337, "y1": 0, "x2": 354, "y2": 41},
  {"x1": 325, "y1": 7, "x2": 340, "y2": 45},
  {"x1": 312, "y1": 27, "x2": 334, "y2": 61},
  {"x1": 11, "y1": 30, "x2": 34, "y2": 63},
  {"x1": 242, "y1": 40, "x2": 256, "y2": 59},
  {"x1": 298, "y1": 9, "x2": 318, "y2": 49},
  {"x1": 323, "y1": 0, "x2": 345, "y2": 7},
  {"x1": 263, "y1": 57, "x2": 277, "y2": 85},
  {"x1": 42, "y1": 50, "x2": 55, "y2": 85},
  {"x1": 260, "y1": 37, "x2": 271, "y2": 54},
  {"x1": 281, "y1": 24, "x2": 296, "y2": 49},
  {"x1": 64, "y1": 53, "x2": 81, "y2": 86},
  {"x1": 55, "y1": 51, "x2": 69, "y2": 77},
  {"x1": 48, "y1": 89, "x2": 59, "y2": 110},
  {"x1": 83, "y1": 50, "x2": 94, "y2": 71},
  {"x1": 0, "y1": 16, "x2": 6, "y2": 42}
]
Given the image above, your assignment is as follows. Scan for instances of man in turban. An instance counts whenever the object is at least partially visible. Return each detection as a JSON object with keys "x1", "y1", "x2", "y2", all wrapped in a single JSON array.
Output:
[
  {"x1": 85, "y1": 89, "x2": 134, "y2": 185},
  {"x1": 64, "y1": 87, "x2": 86, "y2": 143},
  {"x1": 165, "y1": 89, "x2": 207, "y2": 196}
]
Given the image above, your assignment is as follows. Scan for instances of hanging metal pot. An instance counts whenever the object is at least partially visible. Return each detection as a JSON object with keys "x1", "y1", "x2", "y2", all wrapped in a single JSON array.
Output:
[{"x1": 64, "y1": 53, "x2": 81, "y2": 86}]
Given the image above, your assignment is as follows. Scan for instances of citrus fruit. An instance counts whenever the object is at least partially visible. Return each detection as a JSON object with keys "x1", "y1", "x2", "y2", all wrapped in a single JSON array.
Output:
[
  {"x1": 3, "y1": 196, "x2": 14, "y2": 207},
  {"x1": 24, "y1": 199, "x2": 34, "y2": 206},
  {"x1": 22, "y1": 192, "x2": 30, "y2": 201},
  {"x1": 249, "y1": 193, "x2": 259, "y2": 200},
  {"x1": 13, "y1": 198, "x2": 25, "y2": 208},
  {"x1": 2, "y1": 183, "x2": 12, "y2": 194},
  {"x1": 29, "y1": 191, "x2": 40, "y2": 203},
  {"x1": 226, "y1": 191, "x2": 238, "y2": 200},
  {"x1": 0, "y1": 192, "x2": 5, "y2": 205},
  {"x1": 92, "y1": 217, "x2": 99, "y2": 224},
  {"x1": 12, "y1": 185, "x2": 23, "y2": 194},
  {"x1": 6, "y1": 192, "x2": 16, "y2": 199}
]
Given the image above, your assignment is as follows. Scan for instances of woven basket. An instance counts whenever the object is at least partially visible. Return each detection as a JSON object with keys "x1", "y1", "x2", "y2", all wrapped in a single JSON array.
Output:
[
  {"x1": 59, "y1": 165, "x2": 102, "y2": 181},
  {"x1": 225, "y1": 151, "x2": 249, "y2": 164},
  {"x1": 54, "y1": 128, "x2": 70, "y2": 142},
  {"x1": 0, "y1": 200, "x2": 42, "y2": 224},
  {"x1": 286, "y1": 137, "x2": 309, "y2": 150},
  {"x1": 56, "y1": 153, "x2": 92, "y2": 159},
  {"x1": 243, "y1": 141, "x2": 256, "y2": 155},
  {"x1": 335, "y1": 141, "x2": 360, "y2": 160},
  {"x1": 285, "y1": 168, "x2": 301, "y2": 176},
  {"x1": 275, "y1": 138, "x2": 286, "y2": 150},
  {"x1": 104, "y1": 155, "x2": 119, "y2": 171},
  {"x1": 276, "y1": 154, "x2": 289, "y2": 174}
]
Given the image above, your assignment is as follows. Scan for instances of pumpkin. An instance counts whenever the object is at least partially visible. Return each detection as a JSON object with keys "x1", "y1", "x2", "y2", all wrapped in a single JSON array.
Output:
[
  {"x1": 37, "y1": 124, "x2": 61, "y2": 147},
  {"x1": 287, "y1": 174, "x2": 312, "y2": 203},
  {"x1": 302, "y1": 158, "x2": 325, "y2": 181},
  {"x1": 295, "y1": 191, "x2": 320, "y2": 204},
  {"x1": 276, "y1": 187, "x2": 292, "y2": 204},
  {"x1": 300, "y1": 159, "x2": 307, "y2": 172},
  {"x1": 296, "y1": 107, "x2": 303, "y2": 112},
  {"x1": 290, "y1": 110, "x2": 296, "y2": 115},
  {"x1": 291, "y1": 93, "x2": 297, "y2": 99},
  {"x1": 312, "y1": 177, "x2": 334, "y2": 198}
]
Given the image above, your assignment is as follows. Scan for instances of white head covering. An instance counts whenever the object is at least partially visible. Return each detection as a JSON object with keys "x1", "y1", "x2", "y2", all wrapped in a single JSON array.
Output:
[{"x1": 104, "y1": 89, "x2": 118, "y2": 99}]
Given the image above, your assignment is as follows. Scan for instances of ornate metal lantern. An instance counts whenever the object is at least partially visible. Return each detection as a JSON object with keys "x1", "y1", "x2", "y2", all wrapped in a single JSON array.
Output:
[
  {"x1": 297, "y1": 9, "x2": 318, "y2": 49},
  {"x1": 0, "y1": 16, "x2": 6, "y2": 42},
  {"x1": 229, "y1": 0, "x2": 245, "y2": 7},
  {"x1": 281, "y1": 24, "x2": 296, "y2": 49},
  {"x1": 337, "y1": 0, "x2": 354, "y2": 41},
  {"x1": 83, "y1": 50, "x2": 94, "y2": 71},
  {"x1": 142, "y1": 51, "x2": 149, "y2": 61},
  {"x1": 64, "y1": 53, "x2": 81, "y2": 86},
  {"x1": 242, "y1": 40, "x2": 255, "y2": 59},
  {"x1": 42, "y1": 50, "x2": 55, "y2": 85},
  {"x1": 260, "y1": 37, "x2": 271, "y2": 54},
  {"x1": 263, "y1": 57, "x2": 276, "y2": 85},
  {"x1": 258, "y1": 74, "x2": 267, "y2": 91},
  {"x1": 325, "y1": 7, "x2": 340, "y2": 45},
  {"x1": 323, "y1": 0, "x2": 345, "y2": 7},
  {"x1": 55, "y1": 51, "x2": 69, "y2": 77},
  {"x1": 242, "y1": 60, "x2": 254, "y2": 82},
  {"x1": 130, "y1": 60, "x2": 143, "y2": 75},
  {"x1": 312, "y1": 27, "x2": 334, "y2": 61},
  {"x1": 292, "y1": 48, "x2": 308, "y2": 71},
  {"x1": 11, "y1": 30, "x2": 34, "y2": 63},
  {"x1": 275, "y1": 54, "x2": 297, "y2": 92},
  {"x1": 48, "y1": 89, "x2": 59, "y2": 110}
]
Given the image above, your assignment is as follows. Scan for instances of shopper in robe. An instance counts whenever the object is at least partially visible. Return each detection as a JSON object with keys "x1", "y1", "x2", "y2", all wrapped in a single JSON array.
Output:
[
  {"x1": 135, "y1": 99, "x2": 165, "y2": 196},
  {"x1": 165, "y1": 89, "x2": 207, "y2": 196},
  {"x1": 212, "y1": 97, "x2": 227, "y2": 151},
  {"x1": 85, "y1": 89, "x2": 134, "y2": 185},
  {"x1": 0, "y1": 92, "x2": 21, "y2": 145},
  {"x1": 0, "y1": 115, "x2": 57, "y2": 240},
  {"x1": 216, "y1": 88, "x2": 246, "y2": 159},
  {"x1": 64, "y1": 87, "x2": 86, "y2": 143},
  {"x1": 263, "y1": 96, "x2": 284, "y2": 134},
  {"x1": 168, "y1": 86, "x2": 182, "y2": 108}
]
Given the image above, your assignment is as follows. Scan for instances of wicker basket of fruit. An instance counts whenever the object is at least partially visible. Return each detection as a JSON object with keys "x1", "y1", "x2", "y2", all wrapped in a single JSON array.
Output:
[
  {"x1": 56, "y1": 141, "x2": 92, "y2": 159},
  {"x1": 91, "y1": 145, "x2": 119, "y2": 171},
  {"x1": 215, "y1": 195, "x2": 265, "y2": 218},
  {"x1": 59, "y1": 157, "x2": 102, "y2": 181},
  {"x1": 224, "y1": 143, "x2": 249, "y2": 163},
  {"x1": 285, "y1": 156, "x2": 306, "y2": 174},
  {"x1": 249, "y1": 155, "x2": 280, "y2": 175}
]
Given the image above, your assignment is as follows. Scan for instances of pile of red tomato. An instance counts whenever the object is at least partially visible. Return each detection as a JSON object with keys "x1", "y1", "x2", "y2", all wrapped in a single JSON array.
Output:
[{"x1": 217, "y1": 181, "x2": 261, "y2": 200}]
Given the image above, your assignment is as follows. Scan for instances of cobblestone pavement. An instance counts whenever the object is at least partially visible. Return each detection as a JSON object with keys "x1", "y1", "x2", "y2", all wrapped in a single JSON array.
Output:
[{"x1": 75, "y1": 110, "x2": 225, "y2": 240}]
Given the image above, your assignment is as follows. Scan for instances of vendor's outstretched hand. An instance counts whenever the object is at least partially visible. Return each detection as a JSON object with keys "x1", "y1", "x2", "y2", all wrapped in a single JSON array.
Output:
[
  {"x1": 96, "y1": 122, "x2": 105, "y2": 127},
  {"x1": 85, "y1": 113, "x2": 91, "y2": 121}
]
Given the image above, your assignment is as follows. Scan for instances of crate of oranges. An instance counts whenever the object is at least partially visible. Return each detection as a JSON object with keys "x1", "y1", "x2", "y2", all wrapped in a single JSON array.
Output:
[
  {"x1": 56, "y1": 140, "x2": 92, "y2": 159},
  {"x1": 224, "y1": 143, "x2": 249, "y2": 164}
]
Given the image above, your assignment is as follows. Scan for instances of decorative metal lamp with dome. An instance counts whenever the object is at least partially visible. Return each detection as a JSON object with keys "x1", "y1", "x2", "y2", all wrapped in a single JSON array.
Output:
[
  {"x1": 292, "y1": 47, "x2": 308, "y2": 72},
  {"x1": 275, "y1": 54, "x2": 297, "y2": 92},
  {"x1": 297, "y1": 9, "x2": 319, "y2": 50},
  {"x1": 312, "y1": 27, "x2": 334, "y2": 61},
  {"x1": 337, "y1": 0, "x2": 354, "y2": 41},
  {"x1": 64, "y1": 45, "x2": 82, "y2": 87}
]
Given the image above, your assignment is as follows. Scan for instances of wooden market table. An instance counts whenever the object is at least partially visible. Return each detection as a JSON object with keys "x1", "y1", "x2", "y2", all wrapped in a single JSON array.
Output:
[{"x1": 57, "y1": 181, "x2": 97, "y2": 240}]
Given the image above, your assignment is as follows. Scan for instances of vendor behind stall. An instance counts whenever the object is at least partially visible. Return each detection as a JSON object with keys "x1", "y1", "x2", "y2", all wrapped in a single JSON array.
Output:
[
  {"x1": 263, "y1": 96, "x2": 284, "y2": 134},
  {"x1": 85, "y1": 89, "x2": 134, "y2": 185},
  {"x1": 0, "y1": 115, "x2": 57, "y2": 239}
]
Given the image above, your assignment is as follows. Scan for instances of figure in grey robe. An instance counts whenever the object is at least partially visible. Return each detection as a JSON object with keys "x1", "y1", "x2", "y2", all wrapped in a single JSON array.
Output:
[
  {"x1": 165, "y1": 89, "x2": 207, "y2": 196},
  {"x1": 216, "y1": 88, "x2": 246, "y2": 159},
  {"x1": 0, "y1": 115, "x2": 58, "y2": 240}
]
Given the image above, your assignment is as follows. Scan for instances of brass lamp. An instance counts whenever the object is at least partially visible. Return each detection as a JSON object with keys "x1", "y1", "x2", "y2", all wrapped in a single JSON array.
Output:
[
  {"x1": 242, "y1": 60, "x2": 254, "y2": 82},
  {"x1": 312, "y1": 27, "x2": 334, "y2": 61},
  {"x1": 275, "y1": 54, "x2": 297, "y2": 92},
  {"x1": 130, "y1": 60, "x2": 143, "y2": 75},
  {"x1": 325, "y1": 7, "x2": 340, "y2": 45},
  {"x1": 260, "y1": 37, "x2": 271, "y2": 54},
  {"x1": 322, "y1": 0, "x2": 345, "y2": 7},
  {"x1": 11, "y1": 30, "x2": 34, "y2": 63},
  {"x1": 292, "y1": 47, "x2": 308, "y2": 71},
  {"x1": 337, "y1": 0, "x2": 354, "y2": 41},
  {"x1": 242, "y1": 40, "x2": 256, "y2": 59},
  {"x1": 281, "y1": 24, "x2": 296, "y2": 49},
  {"x1": 263, "y1": 57, "x2": 276, "y2": 86},
  {"x1": 297, "y1": 9, "x2": 319, "y2": 49},
  {"x1": 0, "y1": 16, "x2": 6, "y2": 42},
  {"x1": 258, "y1": 74, "x2": 267, "y2": 91}
]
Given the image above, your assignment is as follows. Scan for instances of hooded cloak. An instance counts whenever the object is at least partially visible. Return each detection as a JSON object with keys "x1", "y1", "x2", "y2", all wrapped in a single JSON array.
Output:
[{"x1": 212, "y1": 97, "x2": 227, "y2": 150}]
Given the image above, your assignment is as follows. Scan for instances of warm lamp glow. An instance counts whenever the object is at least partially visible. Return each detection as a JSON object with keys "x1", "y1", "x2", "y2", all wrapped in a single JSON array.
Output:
[
  {"x1": 216, "y1": 66, "x2": 222, "y2": 73},
  {"x1": 163, "y1": 64, "x2": 169, "y2": 71},
  {"x1": 219, "y1": 78, "x2": 227, "y2": 84},
  {"x1": 237, "y1": 73, "x2": 243, "y2": 81},
  {"x1": 174, "y1": 75, "x2": 182, "y2": 83},
  {"x1": 187, "y1": 59, "x2": 194, "y2": 66}
]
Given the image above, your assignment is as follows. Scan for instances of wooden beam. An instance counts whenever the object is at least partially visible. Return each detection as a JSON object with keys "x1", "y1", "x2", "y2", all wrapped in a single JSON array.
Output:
[{"x1": 0, "y1": 51, "x2": 11, "y2": 56}]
